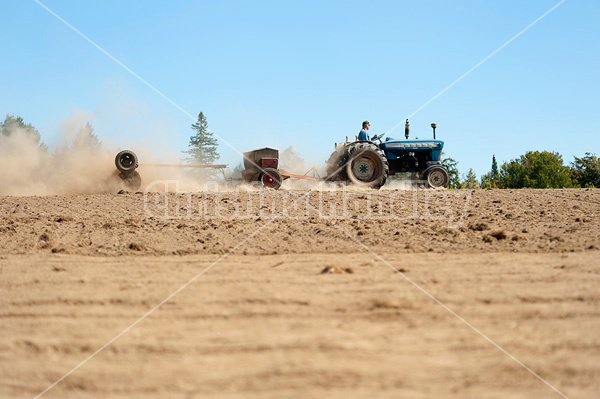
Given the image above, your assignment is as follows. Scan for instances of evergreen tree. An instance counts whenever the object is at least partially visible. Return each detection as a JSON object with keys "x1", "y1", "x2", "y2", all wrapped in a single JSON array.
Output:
[
  {"x1": 491, "y1": 155, "x2": 499, "y2": 181},
  {"x1": 481, "y1": 155, "x2": 499, "y2": 188},
  {"x1": 184, "y1": 112, "x2": 219, "y2": 164},
  {"x1": 480, "y1": 172, "x2": 492, "y2": 188},
  {"x1": 461, "y1": 168, "x2": 479, "y2": 189},
  {"x1": 183, "y1": 112, "x2": 220, "y2": 179},
  {"x1": 230, "y1": 162, "x2": 244, "y2": 179},
  {"x1": 442, "y1": 157, "x2": 460, "y2": 189},
  {"x1": 73, "y1": 122, "x2": 101, "y2": 151}
]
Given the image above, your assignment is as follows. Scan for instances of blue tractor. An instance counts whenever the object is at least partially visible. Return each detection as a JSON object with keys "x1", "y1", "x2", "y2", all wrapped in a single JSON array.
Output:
[{"x1": 325, "y1": 120, "x2": 449, "y2": 189}]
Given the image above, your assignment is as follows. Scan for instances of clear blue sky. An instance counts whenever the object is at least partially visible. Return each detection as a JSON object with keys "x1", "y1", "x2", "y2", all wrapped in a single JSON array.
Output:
[{"x1": 1, "y1": 0, "x2": 598, "y2": 177}]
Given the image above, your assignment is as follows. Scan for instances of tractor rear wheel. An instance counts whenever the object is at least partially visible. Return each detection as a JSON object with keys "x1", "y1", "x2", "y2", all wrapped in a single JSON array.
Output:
[
  {"x1": 345, "y1": 142, "x2": 389, "y2": 189},
  {"x1": 325, "y1": 147, "x2": 349, "y2": 181},
  {"x1": 424, "y1": 165, "x2": 449, "y2": 188},
  {"x1": 259, "y1": 168, "x2": 283, "y2": 190}
]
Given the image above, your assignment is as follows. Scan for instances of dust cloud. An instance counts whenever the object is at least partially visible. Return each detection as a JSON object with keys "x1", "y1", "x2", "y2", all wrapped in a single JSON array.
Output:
[
  {"x1": 0, "y1": 120, "x2": 116, "y2": 196},
  {"x1": 0, "y1": 115, "x2": 209, "y2": 196}
]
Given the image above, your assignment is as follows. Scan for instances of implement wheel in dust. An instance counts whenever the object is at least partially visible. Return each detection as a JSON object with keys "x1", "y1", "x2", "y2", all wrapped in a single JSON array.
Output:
[
  {"x1": 119, "y1": 171, "x2": 142, "y2": 191},
  {"x1": 115, "y1": 150, "x2": 138, "y2": 173},
  {"x1": 259, "y1": 168, "x2": 282, "y2": 190}
]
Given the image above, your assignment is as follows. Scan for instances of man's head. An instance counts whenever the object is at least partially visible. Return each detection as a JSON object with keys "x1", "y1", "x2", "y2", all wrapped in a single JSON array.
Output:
[{"x1": 362, "y1": 120, "x2": 370, "y2": 130}]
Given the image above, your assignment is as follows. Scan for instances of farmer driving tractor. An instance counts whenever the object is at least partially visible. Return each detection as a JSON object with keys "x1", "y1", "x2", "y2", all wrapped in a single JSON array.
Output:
[
  {"x1": 358, "y1": 120, "x2": 382, "y2": 142},
  {"x1": 358, "y1": 120, "x2": 370, "y2": 141}
]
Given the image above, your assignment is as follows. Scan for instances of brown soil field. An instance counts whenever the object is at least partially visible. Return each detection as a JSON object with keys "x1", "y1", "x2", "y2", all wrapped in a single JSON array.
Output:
[{"x1": 1, "y1": 188, "x2": 599, "y2": 398}]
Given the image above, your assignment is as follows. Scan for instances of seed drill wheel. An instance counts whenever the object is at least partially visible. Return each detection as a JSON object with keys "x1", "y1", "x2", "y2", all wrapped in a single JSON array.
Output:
[
  {"x1": 345, "y1": 142, "x2": 389, "y2": 189},
  {"x1": 119, "y1": 171, "x2": 142, "y2": 191},
  {"x1": 115, "y1": 150, "x2": 138, "y2": 173},
  {"x1": 424, "y1": 165, "x2": 449, "y2": 188},
  {"x1": 259, "y1": 168, "x2": 283, "y2": 190}
]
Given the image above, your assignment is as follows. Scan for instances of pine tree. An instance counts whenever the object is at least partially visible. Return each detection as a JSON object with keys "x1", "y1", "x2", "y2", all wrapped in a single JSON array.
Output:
[
  {"x1": 183, "y1": 112, "x2": 220, "y2": 178},
  {"x1": 73, "y1": 122, "x2": 101, "y2": 151},
  {"x1": 481, "y1": 155, "x2": 500, "y2": 188},
  {"x1": 442, "y1": 157, "x2": 460, "y2": 188},
  {"x1": 461, "y1": 168, "x2": 479, "y2": 189},
  {"x1": 230, "y1": 162, "x2": 244, "y2": 179},
  {"x1": 491, "y1": 155, "x2": 499, "y2": 181}
]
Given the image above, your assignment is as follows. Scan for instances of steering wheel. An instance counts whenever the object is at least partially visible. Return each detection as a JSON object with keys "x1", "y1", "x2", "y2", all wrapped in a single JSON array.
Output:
[{"x1": 371, "y1": 132, "x2": 386, "y2": 143}]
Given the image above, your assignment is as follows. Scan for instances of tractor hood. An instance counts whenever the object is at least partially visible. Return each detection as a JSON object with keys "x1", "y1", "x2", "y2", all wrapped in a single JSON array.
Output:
[
  {"x1": 380, "y1": 139, "x2": 445, "y2": 163},
  {"x1": 380, "y1": 139, "x2": 444, "y2": 152}
]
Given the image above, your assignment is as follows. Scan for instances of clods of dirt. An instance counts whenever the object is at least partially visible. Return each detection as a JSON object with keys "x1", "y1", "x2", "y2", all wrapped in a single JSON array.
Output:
[
  {"x1": 128, "y1": 242, "x2": 146, "y2": 251},
  {"x1": 490, "y1": 231, "x2": 507, "y2": 240},
  {"x1": 321, "y1": 265, "x2": 354, "y2": 274},
  {"x1": 469, "y1": 222, "x2": 489, "y2": 231},
  {"x1": 484, "y1": 231, "x2": 507, "y2": 242}
]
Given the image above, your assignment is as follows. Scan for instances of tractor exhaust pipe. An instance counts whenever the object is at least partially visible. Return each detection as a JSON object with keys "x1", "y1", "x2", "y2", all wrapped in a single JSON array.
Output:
[
  {"x1": 431, "y1": 123, "x2": 437, "y2": 140},
  {"x1": 404, "y1": 119, "x2": 410, "y2": 139}
]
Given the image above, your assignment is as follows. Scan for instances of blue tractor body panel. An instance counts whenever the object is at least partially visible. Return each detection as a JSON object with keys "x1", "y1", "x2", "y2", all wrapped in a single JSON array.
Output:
[
  {"x1": 374, "y1": 139, "x2": 445, "y2": 175},
  {"x1": 380, "y1": 139, "x2": 444, "y2": 162}
]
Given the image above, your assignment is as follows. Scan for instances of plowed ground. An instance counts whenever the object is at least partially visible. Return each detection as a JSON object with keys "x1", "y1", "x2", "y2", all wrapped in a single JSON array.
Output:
[{"x1": 1, "y1": 188, "x2": 599, "y2": 398}]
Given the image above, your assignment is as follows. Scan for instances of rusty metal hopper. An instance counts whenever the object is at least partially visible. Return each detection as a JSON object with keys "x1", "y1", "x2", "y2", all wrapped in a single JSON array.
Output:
[{"x1": 243, "y1": 148, "x2": 279, "y2": 171}]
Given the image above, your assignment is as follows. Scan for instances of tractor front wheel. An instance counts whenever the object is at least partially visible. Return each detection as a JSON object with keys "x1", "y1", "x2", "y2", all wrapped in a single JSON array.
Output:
[{"x1": 424, "y1": 165, "x2": 449, "y2": 188}]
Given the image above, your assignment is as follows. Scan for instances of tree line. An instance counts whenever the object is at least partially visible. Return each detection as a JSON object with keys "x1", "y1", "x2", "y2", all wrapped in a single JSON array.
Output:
[
  {"x1": 1, "y1": 114, "x2": 100, "y2": 151},
  {"x1": 443, "y1": 151, "x2": 599, "y2": 189}
]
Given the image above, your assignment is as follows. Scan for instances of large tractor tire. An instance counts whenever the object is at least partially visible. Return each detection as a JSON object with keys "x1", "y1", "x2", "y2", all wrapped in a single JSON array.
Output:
[
  {"x1": 424, "y1": 165, "x2": 449, "y2": 188},
  {"x1": 259, "y1": 168, "x2": 283, "y2": 190},
  {"x1": 325, "y1": 146, "x2": 349, "y2": 181},
  {"x1": 115, "y1": 150, "x2": 138, "y2": 173},
  {"x1": 345, "y1": 142, "x2": 389, "y2": 189}
]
